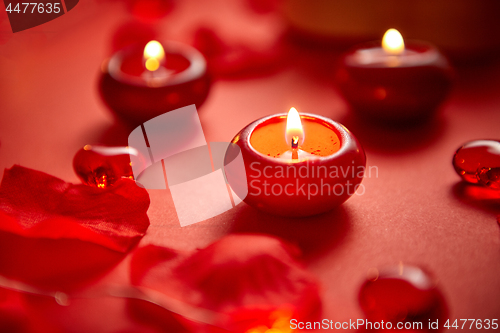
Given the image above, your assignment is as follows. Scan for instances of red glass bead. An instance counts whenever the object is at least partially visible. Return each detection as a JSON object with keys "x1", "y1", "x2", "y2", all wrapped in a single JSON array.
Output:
[
  {"x1": 453, "y1": 140, "x2": 500, "y2": 189},
  {"x1": 73, "y1": 145, "x2": 146, "y2": 188},
  {"x1": 359, "y1": 266, "x2": 448, "y2": 332}
]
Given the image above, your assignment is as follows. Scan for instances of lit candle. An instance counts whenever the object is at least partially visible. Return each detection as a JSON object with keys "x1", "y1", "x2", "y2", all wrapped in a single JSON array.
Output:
[
  {"x1": 336, "y1": 29, "x2": 454, "y2": 124},
  {"x1": 227, "y1": 108, "x2": 366, "y2": 217},
  {"x1": 251, "y1": 108, "x2": 340, "y2": 160},
  {"x1": 382, "y1": 29, "x2": 405, "y2": 55},
  {"x1": 99, "y1": 40, "x2": 211, "y2": 125},
  {"x1": 142, "y1": 40, "x2": 167, "y2": 79}
]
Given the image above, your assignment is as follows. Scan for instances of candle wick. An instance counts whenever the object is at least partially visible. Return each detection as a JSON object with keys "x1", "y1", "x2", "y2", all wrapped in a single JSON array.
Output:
[{"x1": 291, "y1": 136, "x2": 299, "y2": 160}]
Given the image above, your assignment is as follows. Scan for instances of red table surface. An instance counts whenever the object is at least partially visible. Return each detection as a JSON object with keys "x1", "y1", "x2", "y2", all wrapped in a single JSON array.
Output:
[{"x1": 0, "y1": 0, "x2": 499, "y2": 331}]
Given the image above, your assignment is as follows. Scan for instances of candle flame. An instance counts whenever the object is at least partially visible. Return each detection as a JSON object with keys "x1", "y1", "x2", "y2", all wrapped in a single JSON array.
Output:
[
  {"x1": 286, "y1": 107, "x2": 304, "y2": 148},
  {"x1": 144, "y1": 40, "x2": 165, "y2": 72},
  {"x1": 382, "y1": 29, "x2": 405, "y2": 55}
]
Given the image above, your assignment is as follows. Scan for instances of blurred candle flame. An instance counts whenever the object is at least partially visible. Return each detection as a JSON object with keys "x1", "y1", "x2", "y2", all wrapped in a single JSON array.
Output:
[
  {"x1": 144, "y1": 40, "x2": 165, "y2": 72},
  {"x1": 382, "y1": 29, "x2": 405, "y2": 55},
  {"x1": 285, "y1": 107, "x2": 304, "y2": 147},
  {"x1": 244, "y1": 307, "x2": 294, "y2": 333}
]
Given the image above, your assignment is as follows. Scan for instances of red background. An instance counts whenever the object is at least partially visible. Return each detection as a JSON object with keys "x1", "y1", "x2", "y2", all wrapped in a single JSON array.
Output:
[{"x1": 0, "y1": 0, "x2": 499, "y2": 331}]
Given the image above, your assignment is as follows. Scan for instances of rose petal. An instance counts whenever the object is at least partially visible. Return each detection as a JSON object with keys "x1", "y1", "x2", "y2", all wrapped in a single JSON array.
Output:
[
  {"x1": 130, "y1": 235, "x2": 322, "y2": 331},
  {"x1": 110, "y1": 21, "x2": 158, "y2": 54},
  {"x1": 126, "y1": 0, "x2": 175, "y2": 21},
  {"x1": 0, "y1": 165, "x2": 150, "y2": 252},
  {"x1": 0, "y1": 287, "x2": 30, "y2": 333},
  {"x1": 130, "y1": 244, "x2": 182, "y2": 286},
  {"x1": 175, "y1": 234, "x2": 322, "y2": 329},
  {"x1": 193, "y1": 27, "x2": 284, "y2": 79},
  {"x1": 0, "y1": 165, "x2": 150, "y2": 290},
  {"x1": 127, "y1": 298, "x2": 194, "y2": 333},
  {"x1": 245, "y1": 0, "x2": 282, "y2": 14},
  {"x1": 0, "y1": 287, "x2": 63, "y2": 333}
]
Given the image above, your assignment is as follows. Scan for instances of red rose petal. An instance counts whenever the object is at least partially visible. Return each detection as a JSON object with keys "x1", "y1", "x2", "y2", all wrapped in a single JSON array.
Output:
[
  {"x1": 0, "y1": 165, "x2": 149, "y2": 252},
  {"x1": 193, "y1": 27, "x2": 228, "y2": 59},
  {"x1": 0, "y1": 165, "x2": 150, "y2": 290},
  {"x1": 126, "y1": 298, "x2": 193, "y2": 333},
  {"x1": 130, "y1": 235, "x2": 321, "y2": 332},
  {"x1": 110, "y1": 21, "x2": 158, "y2": 54},
  {"x1": 0, "y1": 287, "x2": 30, "y2": 333},
  {"x1": 0, "y1": 287, "x2": 63, "y2": 333},
  {"x1": 174, "y1": 235, "x2": 313, "y2": 310},
  {"x1": 130, "y1": 244, "x2": 182, "y2": 286},
  {"x1": 193, "y1": 27, "x2": 284, "y2": 79},
  {"x1": 126, "y1": 0, "x2": 175, "y2": 21},
  {"x1": 246, "y1": 0, "x2": 282, "y2": 14}
]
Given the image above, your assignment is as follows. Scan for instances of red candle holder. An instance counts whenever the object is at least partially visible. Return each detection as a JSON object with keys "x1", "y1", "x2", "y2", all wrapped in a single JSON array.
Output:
[
  {"x1": 99, "y1": 40, "x2": 211, "y2": 125},
  {"x1": 336, "y1": 31, "x2": 453, "y2": 124},
  {"x1": 227, "y1": 111, "x2": 366, "y2": 217}
]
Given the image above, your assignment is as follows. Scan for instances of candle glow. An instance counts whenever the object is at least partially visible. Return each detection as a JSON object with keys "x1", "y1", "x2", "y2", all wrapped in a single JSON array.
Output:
[
  {"x1": 244, "y1": 308, "x2": 294, "y2": 333},
  {"x1": 285, "y1": 107, "x2": 304, "y2": 148},
  {"x1": 382, "y1": 29, "x2": 405, "y2": 55},
  {"x1": 144, "y1": 40, "x2": 165, "y2": 72}
]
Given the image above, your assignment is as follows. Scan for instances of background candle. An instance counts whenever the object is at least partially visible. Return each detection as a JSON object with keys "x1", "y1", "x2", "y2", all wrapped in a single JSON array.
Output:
[
  {"x1": 281, "y1": 0, "x2": 500, "y2": 63},
  {"x1": 99, "y1": 40, "x2": 211, "y2": 126},
  {"x1": 227, "y1": 111, "x2": 366, "y2": 217},
  {"x1": 336, "y1": 29, "x2": 454, "y2": 124}
]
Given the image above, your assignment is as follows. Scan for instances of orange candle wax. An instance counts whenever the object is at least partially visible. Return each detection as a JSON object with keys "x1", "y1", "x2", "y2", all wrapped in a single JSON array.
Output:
[{"x1": 250, "y1": 115, "x2": 341, "y2": 159}]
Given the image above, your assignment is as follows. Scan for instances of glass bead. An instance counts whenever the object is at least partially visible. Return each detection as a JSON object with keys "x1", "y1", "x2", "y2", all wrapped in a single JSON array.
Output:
[
  {"x1": 453, "y1": 140, "x2": 500, "y2": 189},
  {"x1": 359, "y1": 266, "x2": 448, "y2": 331},
  {"x1": 73, "y1": 145, "x2": 146, "y2": 188}
]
